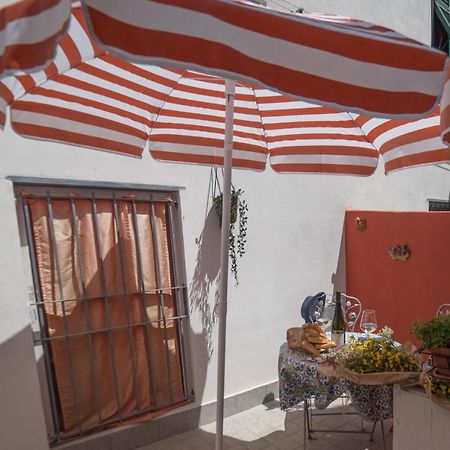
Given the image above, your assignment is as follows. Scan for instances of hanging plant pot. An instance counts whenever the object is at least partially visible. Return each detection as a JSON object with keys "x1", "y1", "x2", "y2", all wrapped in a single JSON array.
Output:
[
  {"x1": 213, "y1": 191, "x2": 239, "y2": 226},
  {"x1": 212, "y1": 187, "x2": 248, "y2": 284}
]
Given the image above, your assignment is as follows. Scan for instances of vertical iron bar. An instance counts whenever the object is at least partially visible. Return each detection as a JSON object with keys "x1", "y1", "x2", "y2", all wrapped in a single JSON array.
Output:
[
  {"x1": 148, "y1": 197, "x2": 174, "y2": 404},
  {"x1": 90, "y1": 194, "x2": 122, "y2": 421},
  {"x1": 166, "y1": 201, "x2": 189, "y2": 398},
  {"x1": 112, "y1": 194, "x2": 141, "y2": 411},
  {"x1": 130, "y1": 200, "x2": 158, "y2": 407},
  {"x1": 69, "y1": 198, "x2": 103, "y2": 424},
  {"x1": 46, "y1": 192, "x2": 82, "y2": 433},
  {"x1": 22, "y1": 196, "x2": 63, "y2": 436}
]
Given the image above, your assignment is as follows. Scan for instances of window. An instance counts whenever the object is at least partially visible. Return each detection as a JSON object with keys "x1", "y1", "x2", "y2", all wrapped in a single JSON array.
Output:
[
  {"x1": 429, "y1": 198, "x2": 450, "y2": 211},
  {"x1": 433, "y1": 0, "x2": 450, "y2": 54},
  {"x1": 15, "y1": 179, "x2": 191, "y2": 443}
]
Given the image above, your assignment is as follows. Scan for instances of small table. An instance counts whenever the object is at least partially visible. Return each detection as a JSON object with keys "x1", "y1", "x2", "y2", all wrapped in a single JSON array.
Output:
[
  {"x1": 279, "y1": 341, "x2": 393, "y2": 449},
  {"x1": 278, "y1": 342, "x2": 393, "y2": 422}
]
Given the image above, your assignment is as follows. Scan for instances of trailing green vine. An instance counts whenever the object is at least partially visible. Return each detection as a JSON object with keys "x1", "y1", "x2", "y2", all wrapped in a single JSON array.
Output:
[{"x1": 213, "y1": 187, "x2": 248, "y2": 284}]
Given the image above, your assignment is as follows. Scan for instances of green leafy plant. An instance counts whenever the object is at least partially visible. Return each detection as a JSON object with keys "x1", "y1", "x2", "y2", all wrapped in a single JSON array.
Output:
[
  {"x1": 213, "y1": 187, "x2": 248, "y2": 284},
  {"x1": 428, "y1": 376, "x2": 450, "y2": 399},
  {"x1": 413, "y1": 315, "x2": 450, "y2": 349}
]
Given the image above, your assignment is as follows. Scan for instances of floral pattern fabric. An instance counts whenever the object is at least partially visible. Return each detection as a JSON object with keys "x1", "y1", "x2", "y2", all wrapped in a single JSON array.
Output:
[{"x1": 278, "y1": 343, "x2": 393, "y2": 421}]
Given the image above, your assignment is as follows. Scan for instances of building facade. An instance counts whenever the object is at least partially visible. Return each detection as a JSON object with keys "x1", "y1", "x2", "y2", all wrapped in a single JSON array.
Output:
[{"x1": 0, "y1": 1, "x2": 448, "y2": 449}]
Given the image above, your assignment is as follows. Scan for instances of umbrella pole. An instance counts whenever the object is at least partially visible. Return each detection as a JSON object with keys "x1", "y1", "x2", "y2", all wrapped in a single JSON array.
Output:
[{"x1": 215, "y1": 79, "x2": 236, "y2": 450}]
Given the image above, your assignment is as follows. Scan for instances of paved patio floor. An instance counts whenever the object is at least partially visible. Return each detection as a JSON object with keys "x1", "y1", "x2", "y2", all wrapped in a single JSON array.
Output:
[{"x1": 136, "y1": 400, "x2": 393, "y2": 450}]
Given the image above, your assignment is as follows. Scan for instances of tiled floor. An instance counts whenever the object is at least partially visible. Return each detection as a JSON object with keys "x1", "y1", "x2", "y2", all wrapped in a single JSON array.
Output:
[{"x1": 136, "y1": 400, "x2": 393, "y2": 450}]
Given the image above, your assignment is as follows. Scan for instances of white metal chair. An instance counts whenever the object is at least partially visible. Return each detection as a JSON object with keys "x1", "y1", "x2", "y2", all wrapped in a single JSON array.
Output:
[
  {"x1": 341, "y1": 293, "x2": 363, "y2": 332},
  {"x1": 301, "y1": 292, "x2": 388, "y2": 449},
  {"x1": 437, "y1": 303, "x2": 450, "y2": 316},
  {"x1": 301, "y1": 293, "x2": 366, "y2": 431},
  {"x1": 301, "y1": 292, "x2": 362, "y2": 332}
]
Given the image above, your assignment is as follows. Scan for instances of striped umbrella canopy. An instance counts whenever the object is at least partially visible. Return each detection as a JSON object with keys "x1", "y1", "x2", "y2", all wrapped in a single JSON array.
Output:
[
  {"x1": 81, "y1": 0, "x2": 449, "y2": 119},
  {"x1": 0, "y1": 0, "x2": 71, "y2": 78},
  {"x1": 1, "y1": 7, "x2": 449, "y2": 175},
  {"x1": 440, "y1": 68, "x2": 450, "y2": 146},
  {"x1": 2, "y1": 3, "x2": 450, "y2": 449}
]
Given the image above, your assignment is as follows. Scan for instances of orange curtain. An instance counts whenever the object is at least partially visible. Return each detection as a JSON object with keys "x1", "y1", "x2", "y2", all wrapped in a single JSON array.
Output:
[{"x1": 29, "y1": 197, "x2": 185, "y2": 434}]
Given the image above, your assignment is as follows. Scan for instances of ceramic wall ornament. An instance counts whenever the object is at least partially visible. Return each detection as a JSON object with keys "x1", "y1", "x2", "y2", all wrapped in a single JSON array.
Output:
[
  {"x1": 388, "y1": 244, "x2": 411, "y2": 261},
  {"x1": 355, "y1": 217, "x2": 367, "y2": 232}
]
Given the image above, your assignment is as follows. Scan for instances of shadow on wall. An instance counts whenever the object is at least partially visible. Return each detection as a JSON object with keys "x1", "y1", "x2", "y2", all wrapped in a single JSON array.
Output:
[
  {"x1": 332, "y1": 220, "x2": 346, "y2": 293},
  {"x1": 0, "y1": 326, "x2": 48, "y2": 450},
  {"x1": 189, "y1": 206, "x2": 221, "y2": 360}
]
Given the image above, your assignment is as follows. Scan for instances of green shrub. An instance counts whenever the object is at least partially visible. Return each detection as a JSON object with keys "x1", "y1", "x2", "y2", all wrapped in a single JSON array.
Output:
[{"x1": 413, "y1": 315, "x2": 450, "y2": 349}]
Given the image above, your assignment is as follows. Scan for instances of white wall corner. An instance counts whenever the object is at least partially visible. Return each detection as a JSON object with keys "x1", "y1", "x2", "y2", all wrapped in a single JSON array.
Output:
[{"x1": 0, "y1": 179, "x2": 49, "y2": 450}]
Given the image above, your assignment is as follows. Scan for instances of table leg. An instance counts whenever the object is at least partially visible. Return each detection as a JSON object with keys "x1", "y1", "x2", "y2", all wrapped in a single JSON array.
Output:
[
  {"x1": 369, "y1": 420, "x2": 377, "y2": 441},
  {"x1": 303, "y1": 400, "x2": 308, "y2": 449},
  {"x1": 381, "y1": 419, "x2": 386, "y2": 450}
]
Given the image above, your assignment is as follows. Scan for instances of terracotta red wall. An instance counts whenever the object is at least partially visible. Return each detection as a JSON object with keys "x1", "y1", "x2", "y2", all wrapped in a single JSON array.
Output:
[{"x1": 345, "y1": 210, "x2": 450, "y2": 344}]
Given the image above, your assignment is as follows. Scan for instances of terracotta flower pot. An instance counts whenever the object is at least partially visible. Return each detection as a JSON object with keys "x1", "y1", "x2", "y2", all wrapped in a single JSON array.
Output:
[{"x1": 431, "y1": 347, "x2": 450, "y2": 380}]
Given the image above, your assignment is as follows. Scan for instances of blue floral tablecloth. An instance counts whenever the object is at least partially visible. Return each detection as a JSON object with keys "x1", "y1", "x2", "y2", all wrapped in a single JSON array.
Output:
[{"x1": 278, "y1": 343, "x2": 393, "y2": 421}]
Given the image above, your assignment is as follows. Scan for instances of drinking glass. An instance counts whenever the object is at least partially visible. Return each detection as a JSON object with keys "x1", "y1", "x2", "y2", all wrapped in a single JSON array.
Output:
[{"x1": 360, "y1": 309, "x2": 377, "y2": 337}]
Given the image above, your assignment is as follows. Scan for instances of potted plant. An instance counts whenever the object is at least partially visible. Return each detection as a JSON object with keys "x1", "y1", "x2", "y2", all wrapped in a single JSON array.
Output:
[
  {"x1": 413, "y1": 315, "x2": 450, "y2": 379},
  {"x1": 318, "y1": 327, "x2": 419, "y2": 385},
  {"x1": 213, "y1": 187, "x2": 248, "y2": 284}
]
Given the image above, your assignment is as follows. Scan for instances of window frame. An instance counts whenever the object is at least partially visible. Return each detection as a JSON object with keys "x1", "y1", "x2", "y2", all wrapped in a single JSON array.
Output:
[{"x1": 12, "y1": 177, "x2": 193, "y2": 443}]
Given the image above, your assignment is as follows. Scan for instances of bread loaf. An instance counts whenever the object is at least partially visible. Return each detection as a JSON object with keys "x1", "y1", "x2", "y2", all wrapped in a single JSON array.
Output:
[{"x1": 287, "y1": 323, "x2": 336, "y2": 355}]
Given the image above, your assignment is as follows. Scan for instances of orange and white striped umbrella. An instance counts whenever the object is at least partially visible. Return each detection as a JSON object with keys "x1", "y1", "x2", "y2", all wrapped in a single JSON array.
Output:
[
  {"x1": 1, "y1": 6, "x2": 449, "y2": 175},
  {"x1": 147, "y1": 80, "x2": 450, "y2": 175},
  {"x1": 81, "y1": 0, "x2": 449, "y2": 119},
  {"x1": 0, "y1": 0, "x2": 71, "y2": 78}
]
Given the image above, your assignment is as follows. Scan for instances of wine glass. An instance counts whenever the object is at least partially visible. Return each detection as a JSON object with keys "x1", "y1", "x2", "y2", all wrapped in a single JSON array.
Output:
[{"x1": 360, "y1": 309, "x2": 377, "y2": 337}]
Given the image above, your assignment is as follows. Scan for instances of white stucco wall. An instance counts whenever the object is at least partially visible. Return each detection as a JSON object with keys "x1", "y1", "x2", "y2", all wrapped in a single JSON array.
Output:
[
  {"x1": 268, "y1": 0, "x2": 432, "y2": 44},
  {"x1": 0, "y1": 181, "x2": 49, "y2": 450},
  {"x1": 1, "y1": 111, "x2": 449, "y2": 447}
]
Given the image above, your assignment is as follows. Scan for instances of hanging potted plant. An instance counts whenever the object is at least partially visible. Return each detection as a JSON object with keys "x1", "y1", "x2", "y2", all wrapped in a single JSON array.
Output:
[
  {"x1": 413, "y1": 315, "x2": 450, "y2": 379},
  {"x1": 213, "y1": 187, "x2": 248, "y2": 284}
]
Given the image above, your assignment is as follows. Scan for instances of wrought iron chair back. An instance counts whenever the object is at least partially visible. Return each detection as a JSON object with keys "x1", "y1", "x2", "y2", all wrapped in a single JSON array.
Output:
[
  {"x1": 301, "y1": 292, "x2": 334, "y2": 329},
  {"x1": 301, "y1": 292, "x2": 362, "y2": 332},
  {"x1": 341, "y1": 293, "x2": 362, "y2": 332},
  {"x1": 437, "y1": 303, "x2": 450, "y2": 316}
]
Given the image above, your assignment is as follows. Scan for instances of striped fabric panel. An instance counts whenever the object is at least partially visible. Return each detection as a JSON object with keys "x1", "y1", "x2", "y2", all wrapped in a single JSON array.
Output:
[
  {"x1": 260, "y1": 94, "x2": 379, "y2": 175},
  {"x1": 2, "y1": 6, "x2": 103, "y2": 101},
  {"x1": 0, "y1": 0, "x2": 71, "y2": 78},
  {"x1": 0, "y1": 79, "x2": 13, "y2": 128},
  {"x1": 353, "y1": 109, "x2": 450, "y2": 173},
  {"x1": 0, "y1": 96, "x2": 5, "y2": 127},
  {"x1": 8, "y1": 7, "x2": 180, "y2": 157},
  {"x1": 11, "y1": 58, "x2": 184, "y2": 157},
  {"x1": 440, "y1": 66, "x2": 450, "y2": 145},
  {"x1": 82, "y1": 0, "x2": 448, "y2": 118},
  {"x1": 148, "y1": 74, "x2": 268, "y2": 170},
  {"x1": 1, "y1": 5, "x2": 101, "y2": 128}
]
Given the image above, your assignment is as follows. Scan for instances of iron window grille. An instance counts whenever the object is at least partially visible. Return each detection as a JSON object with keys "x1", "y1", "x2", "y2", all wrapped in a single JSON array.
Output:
[{"x1": 13, "y1": 178, "x2": 192, "y2": 443}]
